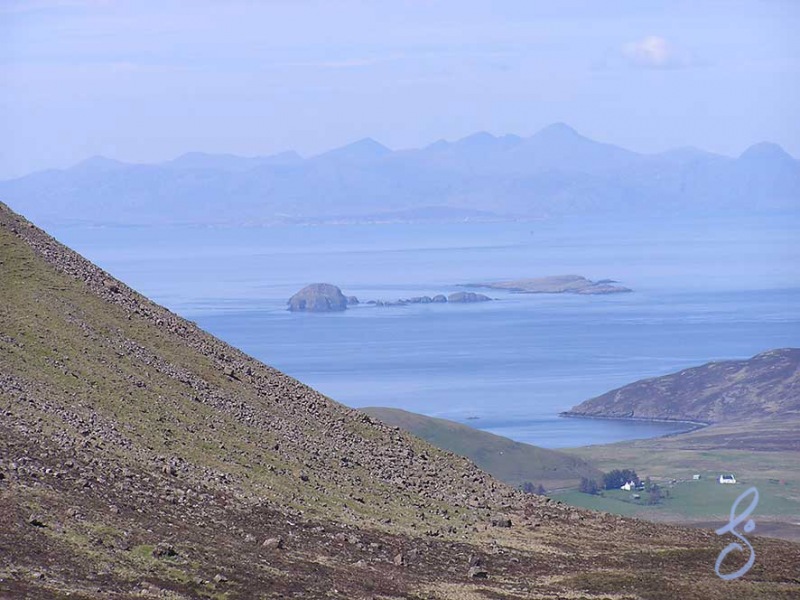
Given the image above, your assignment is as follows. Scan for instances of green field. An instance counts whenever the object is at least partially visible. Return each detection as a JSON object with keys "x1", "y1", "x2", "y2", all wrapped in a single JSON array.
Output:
[
  {"x1": 557, "y1": 419, "x2": 800, "y2": 542},
  {"x1": 554, "y1": 474, "x2": 800, "y2": 521}
]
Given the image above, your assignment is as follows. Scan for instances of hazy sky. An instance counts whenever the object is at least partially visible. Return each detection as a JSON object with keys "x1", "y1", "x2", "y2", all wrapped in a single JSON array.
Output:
[{"x1": 1, "y1": 0, "x2": 799, "y2": 179}]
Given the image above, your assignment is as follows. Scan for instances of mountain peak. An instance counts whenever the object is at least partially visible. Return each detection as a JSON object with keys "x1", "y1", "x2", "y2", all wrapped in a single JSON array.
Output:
[
  {"x1": 71, "y1": 155, "x2": 127, "y2": 172},
  {"x1": 455, "y1": 131, "x2": 497, "y2": 146},
  {"x1": 534, "y1": 122, "x2": 583, "y2": 140},
  {"x1": 318, "y1": 137, "x2": 391, "y2": 161},
  {"x1": 447, "y1": 132, "x2": 523, "y2": 154},
  {"x1": 355, "y1": 136, "x2": 391, "y2": 150},
  {"x1": 739, "y1": 141, "x2": 795, "y2": 163},
  {"x1": 424, "y1": 138, "x2": 450, "y2": 151}
]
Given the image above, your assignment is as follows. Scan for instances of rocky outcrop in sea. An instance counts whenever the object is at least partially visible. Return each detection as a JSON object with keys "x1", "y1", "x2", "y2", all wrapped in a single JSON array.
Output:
[
  {"x1": 287, "y1": 283, "x2": 350, "y2": 312},
  {"x1": 288, "y1": 285, "x2": 494, "y2": 311}
]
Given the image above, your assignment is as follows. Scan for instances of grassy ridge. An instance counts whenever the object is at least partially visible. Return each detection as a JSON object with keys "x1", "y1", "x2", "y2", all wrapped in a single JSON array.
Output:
[
  {"x1": 0, "y1": 205, "x2": 511, "y2": 533},
  {"x1": 362, "y1": 407, "x2": 602, "y2": 489}
]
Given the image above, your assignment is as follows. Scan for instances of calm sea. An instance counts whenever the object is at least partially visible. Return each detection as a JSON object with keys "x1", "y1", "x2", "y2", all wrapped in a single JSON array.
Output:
[{"x1": 48, "y1": 214, "x2": 800, "y2": 448}]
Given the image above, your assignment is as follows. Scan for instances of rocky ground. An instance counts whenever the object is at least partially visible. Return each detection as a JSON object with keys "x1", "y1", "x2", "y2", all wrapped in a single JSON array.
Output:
[{"x1": 2, "y1": 201, "x2": 799, "y2": 599}]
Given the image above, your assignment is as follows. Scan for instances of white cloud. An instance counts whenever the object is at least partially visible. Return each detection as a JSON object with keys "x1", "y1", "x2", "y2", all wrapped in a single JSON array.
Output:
[{"x1": 621, "y1": 36, "x2": 688, "y2": 69}]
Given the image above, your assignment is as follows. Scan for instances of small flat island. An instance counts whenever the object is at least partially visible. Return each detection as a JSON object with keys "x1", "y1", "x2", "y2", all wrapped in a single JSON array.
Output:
[{"x1": 461, "y1": 274, "x2": 632, "y2": 295}]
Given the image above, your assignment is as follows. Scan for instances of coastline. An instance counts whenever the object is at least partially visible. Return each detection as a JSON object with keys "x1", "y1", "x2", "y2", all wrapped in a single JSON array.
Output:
[{"x1": 559, "y1": 411, "x2": 710, "y2": 436}]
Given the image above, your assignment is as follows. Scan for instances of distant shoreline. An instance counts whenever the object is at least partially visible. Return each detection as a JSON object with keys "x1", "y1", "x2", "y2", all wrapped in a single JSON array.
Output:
[{"x1": 559, "y1": 412, "x2": 710, "y2": 436}]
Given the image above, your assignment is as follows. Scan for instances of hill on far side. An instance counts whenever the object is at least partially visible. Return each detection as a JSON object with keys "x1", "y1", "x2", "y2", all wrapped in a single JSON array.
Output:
[
  {"x1": 564, "y1": 348, "x2": 800, "y2": 426},
  {"x1": 362, "y1": 407, "x2": 603, "y2": 490}
]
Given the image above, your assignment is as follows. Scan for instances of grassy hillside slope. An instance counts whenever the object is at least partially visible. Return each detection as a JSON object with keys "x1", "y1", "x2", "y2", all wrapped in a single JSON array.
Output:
[
  {"x1": 1, "y1": 202, "x2": 799, "y2": 599},
  {"x1": 363, "y1": 407, "x2": 602, "y2": 489}
]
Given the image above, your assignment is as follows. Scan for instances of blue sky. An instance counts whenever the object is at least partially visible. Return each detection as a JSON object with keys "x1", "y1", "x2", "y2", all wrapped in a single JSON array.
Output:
[{"x1": 1, "y1": 0, "x2": 799, "y2": 178}]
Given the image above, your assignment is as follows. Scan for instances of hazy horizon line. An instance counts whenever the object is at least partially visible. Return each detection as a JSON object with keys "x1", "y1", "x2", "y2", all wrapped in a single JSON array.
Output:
[{"x1": 8, "y1": 122, "x2": 796, "y2": 180}]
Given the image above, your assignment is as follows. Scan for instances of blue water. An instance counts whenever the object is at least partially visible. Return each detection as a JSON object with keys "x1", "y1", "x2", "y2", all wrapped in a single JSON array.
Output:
[{"x1": 47, "y1": 214, "x2": 800, "y2": 448}]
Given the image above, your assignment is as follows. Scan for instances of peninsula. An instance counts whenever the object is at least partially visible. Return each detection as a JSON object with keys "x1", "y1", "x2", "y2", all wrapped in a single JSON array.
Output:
[
  {"x1": 562, "y1": 348, "x2": 800, "y2": 425},
  {"x1": 559, "y1": 349, "x2": 800, "y2": 540}
]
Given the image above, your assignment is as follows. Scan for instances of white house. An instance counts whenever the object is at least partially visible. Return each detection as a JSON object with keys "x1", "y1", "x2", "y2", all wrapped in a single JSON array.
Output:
[
  {"x1": 719, "y1": 474, "x2": 737, "y2": 484},
  {"x1": 621, "y1": 480, "x2": 637, "y2": 491}
]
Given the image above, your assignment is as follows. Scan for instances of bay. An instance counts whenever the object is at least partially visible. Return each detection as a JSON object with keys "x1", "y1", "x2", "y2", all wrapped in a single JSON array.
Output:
[{"x1": 49, "y1": 214, "x2": 800, "y2": 448}]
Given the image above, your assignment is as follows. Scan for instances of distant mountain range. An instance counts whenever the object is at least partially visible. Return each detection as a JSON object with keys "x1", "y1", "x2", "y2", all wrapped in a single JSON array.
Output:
[{"x1": 2, "y1": 123, "x2": 799, "y2": 225}]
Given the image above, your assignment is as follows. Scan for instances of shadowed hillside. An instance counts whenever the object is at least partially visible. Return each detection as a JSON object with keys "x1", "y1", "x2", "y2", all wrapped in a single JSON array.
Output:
[
  {"x1": 564, "y1": 349, "x2": 800, "y2": 427},
  {"x1": 2, "y1": 202, "x2": 799, "y2": 598}
]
